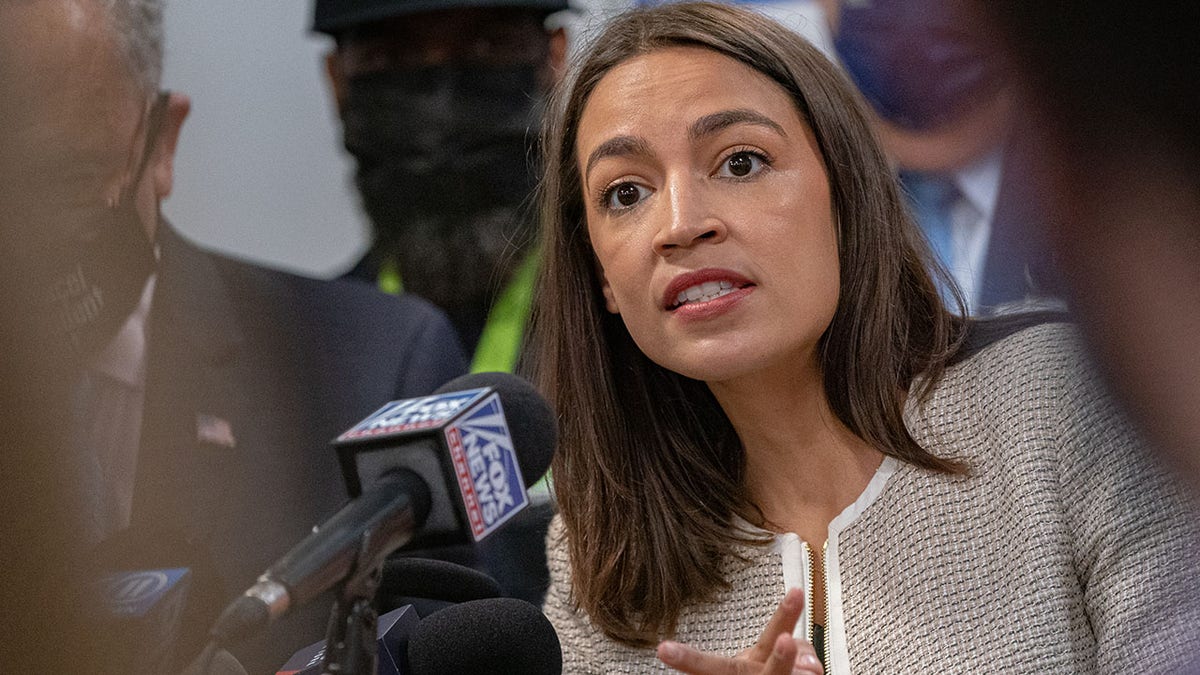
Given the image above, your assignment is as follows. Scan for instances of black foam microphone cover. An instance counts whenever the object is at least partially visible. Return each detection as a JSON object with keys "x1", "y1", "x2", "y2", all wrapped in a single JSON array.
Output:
[
  {"x1": 380, "y1": 557, "x2": 502, "y2": 604},
  {"x1": 406, "y1": 597, "x2": 562, "y2": 674}
]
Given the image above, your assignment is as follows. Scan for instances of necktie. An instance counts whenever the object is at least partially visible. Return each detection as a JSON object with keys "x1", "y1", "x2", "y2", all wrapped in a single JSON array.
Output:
[
  {"x1": 902, "y1": 171, "x2": 962, "y2": 309},
  {"x1": 904, "y1": 172, "x2": 960, "y2": 268}
]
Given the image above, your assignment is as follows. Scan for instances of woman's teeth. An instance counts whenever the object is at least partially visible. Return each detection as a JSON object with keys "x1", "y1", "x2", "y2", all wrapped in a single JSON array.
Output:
[{"x1": 676, "y1": 280, "x2": 736, "y2": 306}]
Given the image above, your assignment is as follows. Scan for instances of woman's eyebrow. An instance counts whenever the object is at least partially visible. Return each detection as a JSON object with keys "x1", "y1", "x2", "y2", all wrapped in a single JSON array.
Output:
[
  {"x1": 582, "y1": 109, "x2": 786, "y2": 183},
  {"x1": 689, "y1": 108, "x2": 787, "y2": 141},
  {"x1": 584, "y1": 135, "x2": 653, "y2": 182}
]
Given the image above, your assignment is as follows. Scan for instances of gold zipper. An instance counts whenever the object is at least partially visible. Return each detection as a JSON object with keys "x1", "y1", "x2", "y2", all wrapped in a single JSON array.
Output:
[
  {"x1": 800, "y1": 538, "x2": 834, "y2": 673},
  {"x1": 803, "y1": 540, "x2": 815, "y2": 644},
  {"x1": 823, "y1": 540, "x2": 832, "y2": 673}
]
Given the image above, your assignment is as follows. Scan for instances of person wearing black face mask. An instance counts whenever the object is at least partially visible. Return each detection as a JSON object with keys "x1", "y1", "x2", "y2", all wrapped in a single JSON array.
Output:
[
  {"x1": 316, "y1": 0, "x2": 569, "y2": 370},
  {"x1": 312, "y1": 0, "x2": 568, "y2": 615},
  {"x1": 0, "y1": 1, "x2": 467, "y2": 672},
  {"x1": 6, "y1": 93, "x2": 164, "y2": 377},
  {"x1": 818, "y1": 0, "x2": 1065, "y2": 315}
]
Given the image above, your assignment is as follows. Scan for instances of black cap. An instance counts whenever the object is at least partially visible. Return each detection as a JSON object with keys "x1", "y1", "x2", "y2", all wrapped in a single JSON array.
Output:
[{"x1": 313, "y1": 0, "x2": 570, "y2": 35}]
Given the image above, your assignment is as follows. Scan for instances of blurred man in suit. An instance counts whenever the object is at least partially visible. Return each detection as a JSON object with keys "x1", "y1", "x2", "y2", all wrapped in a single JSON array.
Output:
[
  {"x1": 820, "y1": 0, "x2": 1062, "y2": 314},
  {"x1": 0, "y1": 1, "x2": 466, "y2": 671}
]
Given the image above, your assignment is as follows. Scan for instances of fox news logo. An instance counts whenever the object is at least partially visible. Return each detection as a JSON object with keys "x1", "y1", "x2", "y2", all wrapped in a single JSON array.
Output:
[
  {"x1": 338, "y1": 389, "x2": 488, "y2": 441},
  {"x1": 446, "y1": 393, "x2": 528, "y2": 540}
]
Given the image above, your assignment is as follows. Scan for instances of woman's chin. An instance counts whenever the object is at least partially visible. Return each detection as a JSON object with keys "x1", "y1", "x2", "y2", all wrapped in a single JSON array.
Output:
[{"x1": 649, "y1": 349, "x2": 767, "y2": 385}]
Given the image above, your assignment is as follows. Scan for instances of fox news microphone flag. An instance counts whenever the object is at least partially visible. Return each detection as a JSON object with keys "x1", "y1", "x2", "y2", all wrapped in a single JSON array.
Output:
[
  {"x1": 209, "y1": 373, "x2": 554, "y2": 650},
  {"x1": 334, "y1": 372, "x2": 555, "y2": 549}
]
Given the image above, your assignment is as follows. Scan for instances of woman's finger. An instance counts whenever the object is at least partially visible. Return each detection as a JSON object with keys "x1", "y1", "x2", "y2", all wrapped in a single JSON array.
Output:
[
  {"x1": 658, "y1": 640, "x2": 750, "y2": 674},
  {"x1": 656, "y1": 634, "x2": 823, "y2": 675},
  {"x1": 759, "y1": 633, "x2": 799, "y2": 674},
  {"x1": 745, "y1": 587, "x2": 806, "y2": 662},
  {"x1": 792, "y1": 637, "x2": 824, "y2": 675}
]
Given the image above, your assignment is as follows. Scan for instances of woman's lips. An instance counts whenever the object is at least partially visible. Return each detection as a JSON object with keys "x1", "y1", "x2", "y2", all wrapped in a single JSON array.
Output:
[
  {"x1": 671, "y1": 285, "x2": 755, "y2": 322},
  {"x1": 662, "y1": 268, "x2": 756, "y2": 317}
]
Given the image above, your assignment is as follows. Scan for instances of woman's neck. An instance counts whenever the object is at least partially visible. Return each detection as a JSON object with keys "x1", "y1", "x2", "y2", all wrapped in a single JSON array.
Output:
[{"x1": 708, "y1": 354, "x2": 883, "y2": 543}]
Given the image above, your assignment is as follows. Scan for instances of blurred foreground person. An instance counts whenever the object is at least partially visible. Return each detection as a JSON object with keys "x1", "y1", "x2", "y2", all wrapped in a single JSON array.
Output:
[
  {"x1": 531, "y1": 3, "x2": 1200, "y2": 672},
  {"x1": 0, "y1": 1, "x2": 465, "y2": 672},
  {"x1": 974, "y1": 5, "x2": 1200, "y2": 491}
]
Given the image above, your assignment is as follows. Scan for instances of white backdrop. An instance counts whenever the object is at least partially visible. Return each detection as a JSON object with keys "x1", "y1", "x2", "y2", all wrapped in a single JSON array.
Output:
[{"x1": 161, "y1": 0, "x2": 832, "y2": 278}]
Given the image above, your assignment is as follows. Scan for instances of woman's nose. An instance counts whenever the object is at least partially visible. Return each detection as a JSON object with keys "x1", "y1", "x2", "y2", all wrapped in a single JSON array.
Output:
[{"x1": 651, "y1": 180, "x2": 728, "y2": 256}]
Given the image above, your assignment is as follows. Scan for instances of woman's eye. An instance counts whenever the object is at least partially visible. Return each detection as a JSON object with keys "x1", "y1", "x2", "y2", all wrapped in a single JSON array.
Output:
[
  {"x1": 603, "y1": 182, "x2": 650, "y2": 210},
  {"x1": 717, "y1": 151, "x2": 767, "y2": 179}
]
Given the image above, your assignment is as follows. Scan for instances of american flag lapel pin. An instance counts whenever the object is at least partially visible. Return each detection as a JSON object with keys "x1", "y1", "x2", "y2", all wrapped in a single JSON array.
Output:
[{"x1": 196, "y1": 413, "x2": 237, "y2": 449}]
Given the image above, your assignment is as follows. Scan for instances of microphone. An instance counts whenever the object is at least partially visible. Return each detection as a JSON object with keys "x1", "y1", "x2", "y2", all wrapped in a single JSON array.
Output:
[
  {"x1": 275, "y1": 559, "x2": 503, "y2": 675},
  {"x1": 335, "y1": 371, "x2": 556, "y2": 549},
  {"x1": 209, "y1": 470, "x2": 430, "y2": 646},
  {"x1": 210, "y1": 373, "x2": 555, "y2": 647},
  {"x1": 93, "y1": 527, "x2": 224, "y2": 674},
  {"x1": 406, "y1": 598, "x2": 563, "y2": 674},
  {"x1": 97, "y1": 567, "x2": 192, "y2": 674},
  {"x1": 274, "y1": 605, "x2": 418, "y2": 675},
  {"x1": 380, "y1": 557, "x2": 502, "y2": 604}
]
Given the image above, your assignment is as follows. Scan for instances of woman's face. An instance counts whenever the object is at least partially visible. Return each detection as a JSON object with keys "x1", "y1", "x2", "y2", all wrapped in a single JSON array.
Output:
[{"x1": 576, "y1": 46, "x2": 840, "y2": 383}]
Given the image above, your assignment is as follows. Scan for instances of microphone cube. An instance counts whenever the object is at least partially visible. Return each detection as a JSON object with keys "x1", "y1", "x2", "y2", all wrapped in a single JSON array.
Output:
[
  {"x1": 275, "y1": 604, "x2": 419, "y2": 675},
  {"x1": 335, "y1": 386, "x2": 530, "y2": 548},
  {"x1": 99, "y1": 567, "x2": 192, "y2": 674}
]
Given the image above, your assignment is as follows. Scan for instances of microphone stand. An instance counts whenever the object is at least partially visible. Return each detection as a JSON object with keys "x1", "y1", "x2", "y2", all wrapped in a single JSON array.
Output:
[{"x1": 319, "y1": 531, "x2": 385, "y2": 675}]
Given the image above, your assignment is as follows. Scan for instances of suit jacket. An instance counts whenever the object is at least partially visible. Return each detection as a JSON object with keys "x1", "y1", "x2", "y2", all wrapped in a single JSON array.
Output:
[
  {"x1": 976, "y1": 134, "x2": 1064, "y2": 309},
  {"x1": 127, "y1": 225, "x2": 467, "y2": 673}
]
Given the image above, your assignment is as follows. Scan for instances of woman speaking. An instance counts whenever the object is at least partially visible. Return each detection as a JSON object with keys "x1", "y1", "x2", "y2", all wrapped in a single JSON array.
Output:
[{"x1": 529, "y1": 3, "x2": 1200, "y2": 673}]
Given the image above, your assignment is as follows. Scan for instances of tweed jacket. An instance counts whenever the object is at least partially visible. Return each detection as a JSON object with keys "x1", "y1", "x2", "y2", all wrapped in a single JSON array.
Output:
[{"x1": 544, "y1": 324, "x2": 1200, "y2": 673}]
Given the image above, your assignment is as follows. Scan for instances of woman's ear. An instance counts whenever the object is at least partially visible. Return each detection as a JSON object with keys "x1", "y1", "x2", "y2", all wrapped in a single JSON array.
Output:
[{"x1": 596, "y1": 262, "x2": 620, "y2": 314}]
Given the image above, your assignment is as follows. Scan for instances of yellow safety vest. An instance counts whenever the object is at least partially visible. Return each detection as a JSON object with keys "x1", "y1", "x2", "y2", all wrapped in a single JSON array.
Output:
[{"x1": 376, "y1": 251, "x2": 538, "y2": 374}]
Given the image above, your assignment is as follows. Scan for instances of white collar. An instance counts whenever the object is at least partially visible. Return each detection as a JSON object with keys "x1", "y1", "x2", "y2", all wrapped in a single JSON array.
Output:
[
  {"x1": 952, "y1": 148, "x2": 1004, "y2": 226},
  {"x1": 90, "y1": 273, "x2": 156, "y2": 389}
]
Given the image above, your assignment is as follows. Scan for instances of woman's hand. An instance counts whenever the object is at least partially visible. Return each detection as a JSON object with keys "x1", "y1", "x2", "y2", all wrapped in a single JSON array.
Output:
[{"x1": 656, "y1": 588, "x2": 824, "y2": 674}]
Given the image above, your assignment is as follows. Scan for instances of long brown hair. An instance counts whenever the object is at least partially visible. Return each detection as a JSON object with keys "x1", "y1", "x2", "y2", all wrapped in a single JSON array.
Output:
[{"x1": 529, "y1": 1, "x2": 966, "y2": 647}]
